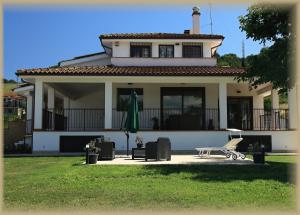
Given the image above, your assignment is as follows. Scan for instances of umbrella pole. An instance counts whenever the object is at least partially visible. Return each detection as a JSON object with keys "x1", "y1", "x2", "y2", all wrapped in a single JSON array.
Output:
[{"x1": 126, "y1": 131, "x2": 129, "y2": 156}]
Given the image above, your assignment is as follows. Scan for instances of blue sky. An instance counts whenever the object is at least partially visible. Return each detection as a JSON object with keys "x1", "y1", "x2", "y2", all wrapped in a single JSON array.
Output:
[{"x1": 4, "y1": 4, "x2": 265, "y2": 80}]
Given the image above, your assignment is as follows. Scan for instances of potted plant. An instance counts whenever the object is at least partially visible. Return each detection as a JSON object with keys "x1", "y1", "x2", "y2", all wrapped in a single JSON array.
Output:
[
  {"x1": 251, "y1": 143, "x2": 265, "y2": 164},
  {"x1": 85, "y1": 140, "x2": 100, "y2": 164},
  {"x1": 135, "y1": 134, "x2": 143, "y2": 148}
]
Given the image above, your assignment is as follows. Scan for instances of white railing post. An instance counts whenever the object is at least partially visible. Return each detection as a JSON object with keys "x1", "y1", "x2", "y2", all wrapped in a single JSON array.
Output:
[
  {"x1": 219, "y1": 82, "x2": 228, "y2": 129},
  {"x1": 105, "y1": 81, "x2": 112, "y2": 129}
]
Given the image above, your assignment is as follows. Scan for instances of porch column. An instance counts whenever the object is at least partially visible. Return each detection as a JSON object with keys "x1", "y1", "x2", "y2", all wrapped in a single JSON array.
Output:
[
  {"x1": 253, "y1": 94, "x2": 264, "y2": 109},
  {"x1": 219, "y1": 82, "x2": 228, "y2": 129},
  {"x1": 63, "y1": 96, "x2": 69, "y2": 109},
  {"x1": 47, "y1": 87, "x2": 55, "y2": 130},
  {"x1": 271, "y1": 89, "x2": 279, "y2": 109},
  {"x1": 47, "y1": 87, "x2": 55, "y2": 109},
  {"x1": 104, "y1": 81, "x2": 112, "y2": 129},
  {"x1": 271, "y1": 89, "x2": 280, "y2": 129},
  {"x1": 253, "y1": 94, "x2": 264, "y2": 130},
  {"x1": 288, "y1": 86, "x2": 298, "y2": 129},
  {"x1": 26, "y1": 93, "x2": 33, "y2": 120},
  {"x1": 34, "y1": 80, "x2": 43, "y2": 129}
]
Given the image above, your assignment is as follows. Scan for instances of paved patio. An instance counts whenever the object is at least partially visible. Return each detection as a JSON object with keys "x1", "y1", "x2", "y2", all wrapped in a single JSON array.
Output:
[{"x1": 92, "y1": 155, "x2": 254, "y2": 165}]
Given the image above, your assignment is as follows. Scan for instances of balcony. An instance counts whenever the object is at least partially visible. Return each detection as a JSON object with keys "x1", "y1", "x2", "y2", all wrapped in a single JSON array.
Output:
[
  {"x1": 111, "y1": 57, "x2": 217, "y2": 67},
  {"x1": 42, "y1": 108, "x2": 289, "y2": 131}
]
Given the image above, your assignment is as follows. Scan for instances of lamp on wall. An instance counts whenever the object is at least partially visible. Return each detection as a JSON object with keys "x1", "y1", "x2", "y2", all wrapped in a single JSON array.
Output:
[
  {"x1": 175, "y1": 43, "x2": 180, "y2": 46},
  {"x1": 115, "y1": 41, "x2": 119, "y2": 46}
]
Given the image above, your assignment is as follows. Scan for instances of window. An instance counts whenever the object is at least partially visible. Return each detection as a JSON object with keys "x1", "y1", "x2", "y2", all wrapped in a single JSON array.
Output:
[
  {"x1": 130, "y1": 43, "x2": 152, "y2": 58},
  {"x1": 161, "y1": 87, "x2": 205, "y2": 130},
  {"x1": 159, "y1": 45, "x2": 174, "y2": 58},
  {"x1": 182, "y1": 43, "x2": 203, "y2": 58},
  {"x1": 117, "y1": 88, "x2": 144, "y2": 111}
]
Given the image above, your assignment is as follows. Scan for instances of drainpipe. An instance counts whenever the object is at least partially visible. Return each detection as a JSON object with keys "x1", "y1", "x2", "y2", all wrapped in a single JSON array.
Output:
[
  {"x1": 211, "y1": 41, "x2": 223, "y2": 57},
  {"x1": 99, "y1": 37, "x2": 112, "y2": 56}
]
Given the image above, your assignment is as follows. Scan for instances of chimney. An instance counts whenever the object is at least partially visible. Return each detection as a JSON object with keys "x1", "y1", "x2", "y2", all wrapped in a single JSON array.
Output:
[{"x1": 192, "y1": 6, "x2": 200, "y2": 34}]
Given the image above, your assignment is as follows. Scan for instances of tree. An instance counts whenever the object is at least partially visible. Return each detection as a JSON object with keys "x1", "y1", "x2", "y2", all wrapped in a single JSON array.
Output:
[
  {"x1": 217, "y1": 53, "x2": 242, "y2": 67},
  {"x1": 236, "y1": 4, "x2": 294, "y2": 94},
  {"x1": 3, "y1": 78, "x2": 17, "y2": 83}
]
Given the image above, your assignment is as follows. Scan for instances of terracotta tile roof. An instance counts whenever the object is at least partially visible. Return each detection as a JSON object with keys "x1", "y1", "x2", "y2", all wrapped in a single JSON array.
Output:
[
  {"x1": 4, "y1": 92, "x2": 24, "y2": 98},
  {"x1": 17, "y1": 66, "x2": 244, "y2": 76},
  {"x1": 100, "y1": 33, "x2": 224, "y2": 40}
]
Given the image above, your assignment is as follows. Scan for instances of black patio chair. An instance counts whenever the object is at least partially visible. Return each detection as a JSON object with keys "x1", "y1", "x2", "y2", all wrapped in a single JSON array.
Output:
[
  {"x1": 95, "y1": 140, "x2": 115, "y2": 160},
  {"x1": 145, "y1": 137, "x2": 171, "y2": 161}
]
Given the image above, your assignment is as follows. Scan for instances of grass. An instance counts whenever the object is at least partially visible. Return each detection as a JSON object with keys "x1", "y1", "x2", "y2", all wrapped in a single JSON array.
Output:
[
  {"x1": 4, "y1": 83, "x2": 18, "y2": 93},
  {"x1": 4, "y1": 155, "x2": 296, "y2": 212}
]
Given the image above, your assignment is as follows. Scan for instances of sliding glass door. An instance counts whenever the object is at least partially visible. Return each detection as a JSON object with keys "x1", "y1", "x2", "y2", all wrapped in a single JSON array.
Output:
[
  {"x1": 227, "y1": 97, "x2": 253, "y2": 130},
  {"x1": 161, "y1": 87, "x2": 205, "y2": 130}
]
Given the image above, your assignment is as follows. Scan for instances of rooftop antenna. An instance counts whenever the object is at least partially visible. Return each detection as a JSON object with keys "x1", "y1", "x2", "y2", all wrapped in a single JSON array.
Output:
[
  {"x1": 241, "y1": 39, "x2": 245, "y2": 67},
  {"x1": 209, "y1": 2, "x2": 213, "y2": 34}
]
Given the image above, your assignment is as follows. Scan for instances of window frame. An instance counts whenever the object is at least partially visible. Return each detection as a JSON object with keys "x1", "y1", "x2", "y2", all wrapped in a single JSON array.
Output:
[
  {"x1": 117, "y1": 88, "x2": 144, "y2": 111},
  {"x1": 182, "y1": 43, "x2": 203, "y2": 58},
  {"x1": 130, "y1": 43, "x2": 152, "y2": 58},
  {"x1": 159, "y1": 45, "x2": 175, "y2": 58}
]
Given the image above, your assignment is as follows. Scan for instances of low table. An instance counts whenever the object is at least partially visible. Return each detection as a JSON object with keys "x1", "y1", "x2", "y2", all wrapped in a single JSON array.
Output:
[{"x1": 132, "y1": 147, "x2": 146, "y2": 159}]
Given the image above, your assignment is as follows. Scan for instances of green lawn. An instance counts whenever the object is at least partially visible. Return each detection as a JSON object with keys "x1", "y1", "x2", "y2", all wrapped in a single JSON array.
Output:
[
  {"x1": 4, "y1": 155, "x2": 296, "y2": 212},
  {"x1": 4, "y1": 83, "x2": 18, "y2": 93}
]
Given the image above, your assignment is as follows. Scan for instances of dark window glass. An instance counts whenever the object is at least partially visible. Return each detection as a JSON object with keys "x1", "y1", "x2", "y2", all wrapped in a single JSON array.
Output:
[
  {"x1": 117, "y1": 88, "x2": 143, "y2": 111},
  {"x1": 159, "y1": 45, "x2": 174, "y2": 58},
  {"x1": 182, "y1": 45, "x2": 203, "y2": 58},
  {"x1": 161, "y1": 87, "x2": 205, "y2": 130},
  {"x1": 130, "y1": 45, "x2": 151, "y2": 58}
]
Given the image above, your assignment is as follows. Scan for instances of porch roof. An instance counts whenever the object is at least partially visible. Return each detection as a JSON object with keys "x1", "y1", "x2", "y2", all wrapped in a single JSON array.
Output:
[{"x1": 16, "y1": 66, "x2": 245, "y2": 76}]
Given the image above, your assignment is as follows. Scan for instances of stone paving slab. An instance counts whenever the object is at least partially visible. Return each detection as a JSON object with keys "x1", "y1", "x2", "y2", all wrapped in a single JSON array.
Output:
[{"x1": 91, "y1": 155, "x2": 254, "y2": 165}]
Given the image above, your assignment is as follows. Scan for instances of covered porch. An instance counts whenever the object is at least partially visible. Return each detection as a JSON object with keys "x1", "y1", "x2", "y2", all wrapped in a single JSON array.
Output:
[{"x1": 32, "y1": 76, "x2": 297, "y2": 132}]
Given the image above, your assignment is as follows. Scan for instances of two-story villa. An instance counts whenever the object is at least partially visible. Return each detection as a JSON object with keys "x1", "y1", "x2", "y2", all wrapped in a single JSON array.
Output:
[{"x1": 14, "y1": 7, "x2": 298, "y2": 153}]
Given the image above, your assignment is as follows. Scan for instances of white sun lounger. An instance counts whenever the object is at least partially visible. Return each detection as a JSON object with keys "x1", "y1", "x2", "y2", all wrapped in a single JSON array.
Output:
[{"x1": 195, "y1": 129, "x2": 246, "y2": 160}]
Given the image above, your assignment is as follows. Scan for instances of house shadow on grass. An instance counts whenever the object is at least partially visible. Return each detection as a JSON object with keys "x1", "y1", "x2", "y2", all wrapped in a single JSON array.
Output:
[{"x1": 142, "y1": 161, "x2": 296, "y2": 185}]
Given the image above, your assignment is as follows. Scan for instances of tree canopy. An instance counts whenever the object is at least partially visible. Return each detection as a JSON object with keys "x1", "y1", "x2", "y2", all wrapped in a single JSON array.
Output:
[
  {"x1": 3, "y1": 78, "x2": 17, "y2": 83},
  {"x1": 236, "y1": 3, "x2": 294, "y2": 94},
  {"x1": 217, "y1": 53, "x2": 242, "y2": 67}
]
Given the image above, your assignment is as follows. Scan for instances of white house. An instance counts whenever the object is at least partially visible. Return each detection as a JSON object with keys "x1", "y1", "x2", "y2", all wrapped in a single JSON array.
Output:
[{"x1": 14, "y1": 7, "x2": 298, "y2": 153}]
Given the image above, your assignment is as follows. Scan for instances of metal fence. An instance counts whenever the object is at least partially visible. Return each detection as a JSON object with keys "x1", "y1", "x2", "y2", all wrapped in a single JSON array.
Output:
[
  {"x1": 43, "y1": 108, "x2": 105, "y2": 131},
  {"x1": 112, "y1": 108, "x2": 220, "y2": 130},
  {"x1": 41, "y1": 108, "x2": 289, "y2": 131}
]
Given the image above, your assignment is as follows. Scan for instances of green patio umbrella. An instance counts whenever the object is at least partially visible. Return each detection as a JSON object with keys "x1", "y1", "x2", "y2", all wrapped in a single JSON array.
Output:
[{"x1": 123, "y1": 90, "x2": 139, "y2": 156}]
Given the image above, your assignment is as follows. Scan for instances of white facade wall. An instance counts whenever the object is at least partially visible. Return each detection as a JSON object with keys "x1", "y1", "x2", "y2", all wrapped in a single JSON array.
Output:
[
  {"x1": 59, "y1": 54, "x2": 111, "y2": 66},
  {"x1": 112, "y1": 41, "x2": 130, "y2": 57},
  {"x1": 111, "y1": 40, "x2": 215, "y2": 58},
  {"x1": 73, "y1": 58, "x2": 111, "y2": 66},
  {"x1": 111, "y1": 57, "x2": 217, "y2": 67},
  {"x1": 69, "y1": 89, "x2": 105, "y2": 109},
  {"x1": 32, "y1": 130, "x2": 298, "y2": 152},
  {"x1": 111, "y1": 83, "x2": 219, "y2": 109},
  {"x1": 203, "y1": 42, "x2": 211, "y2": 57}
]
